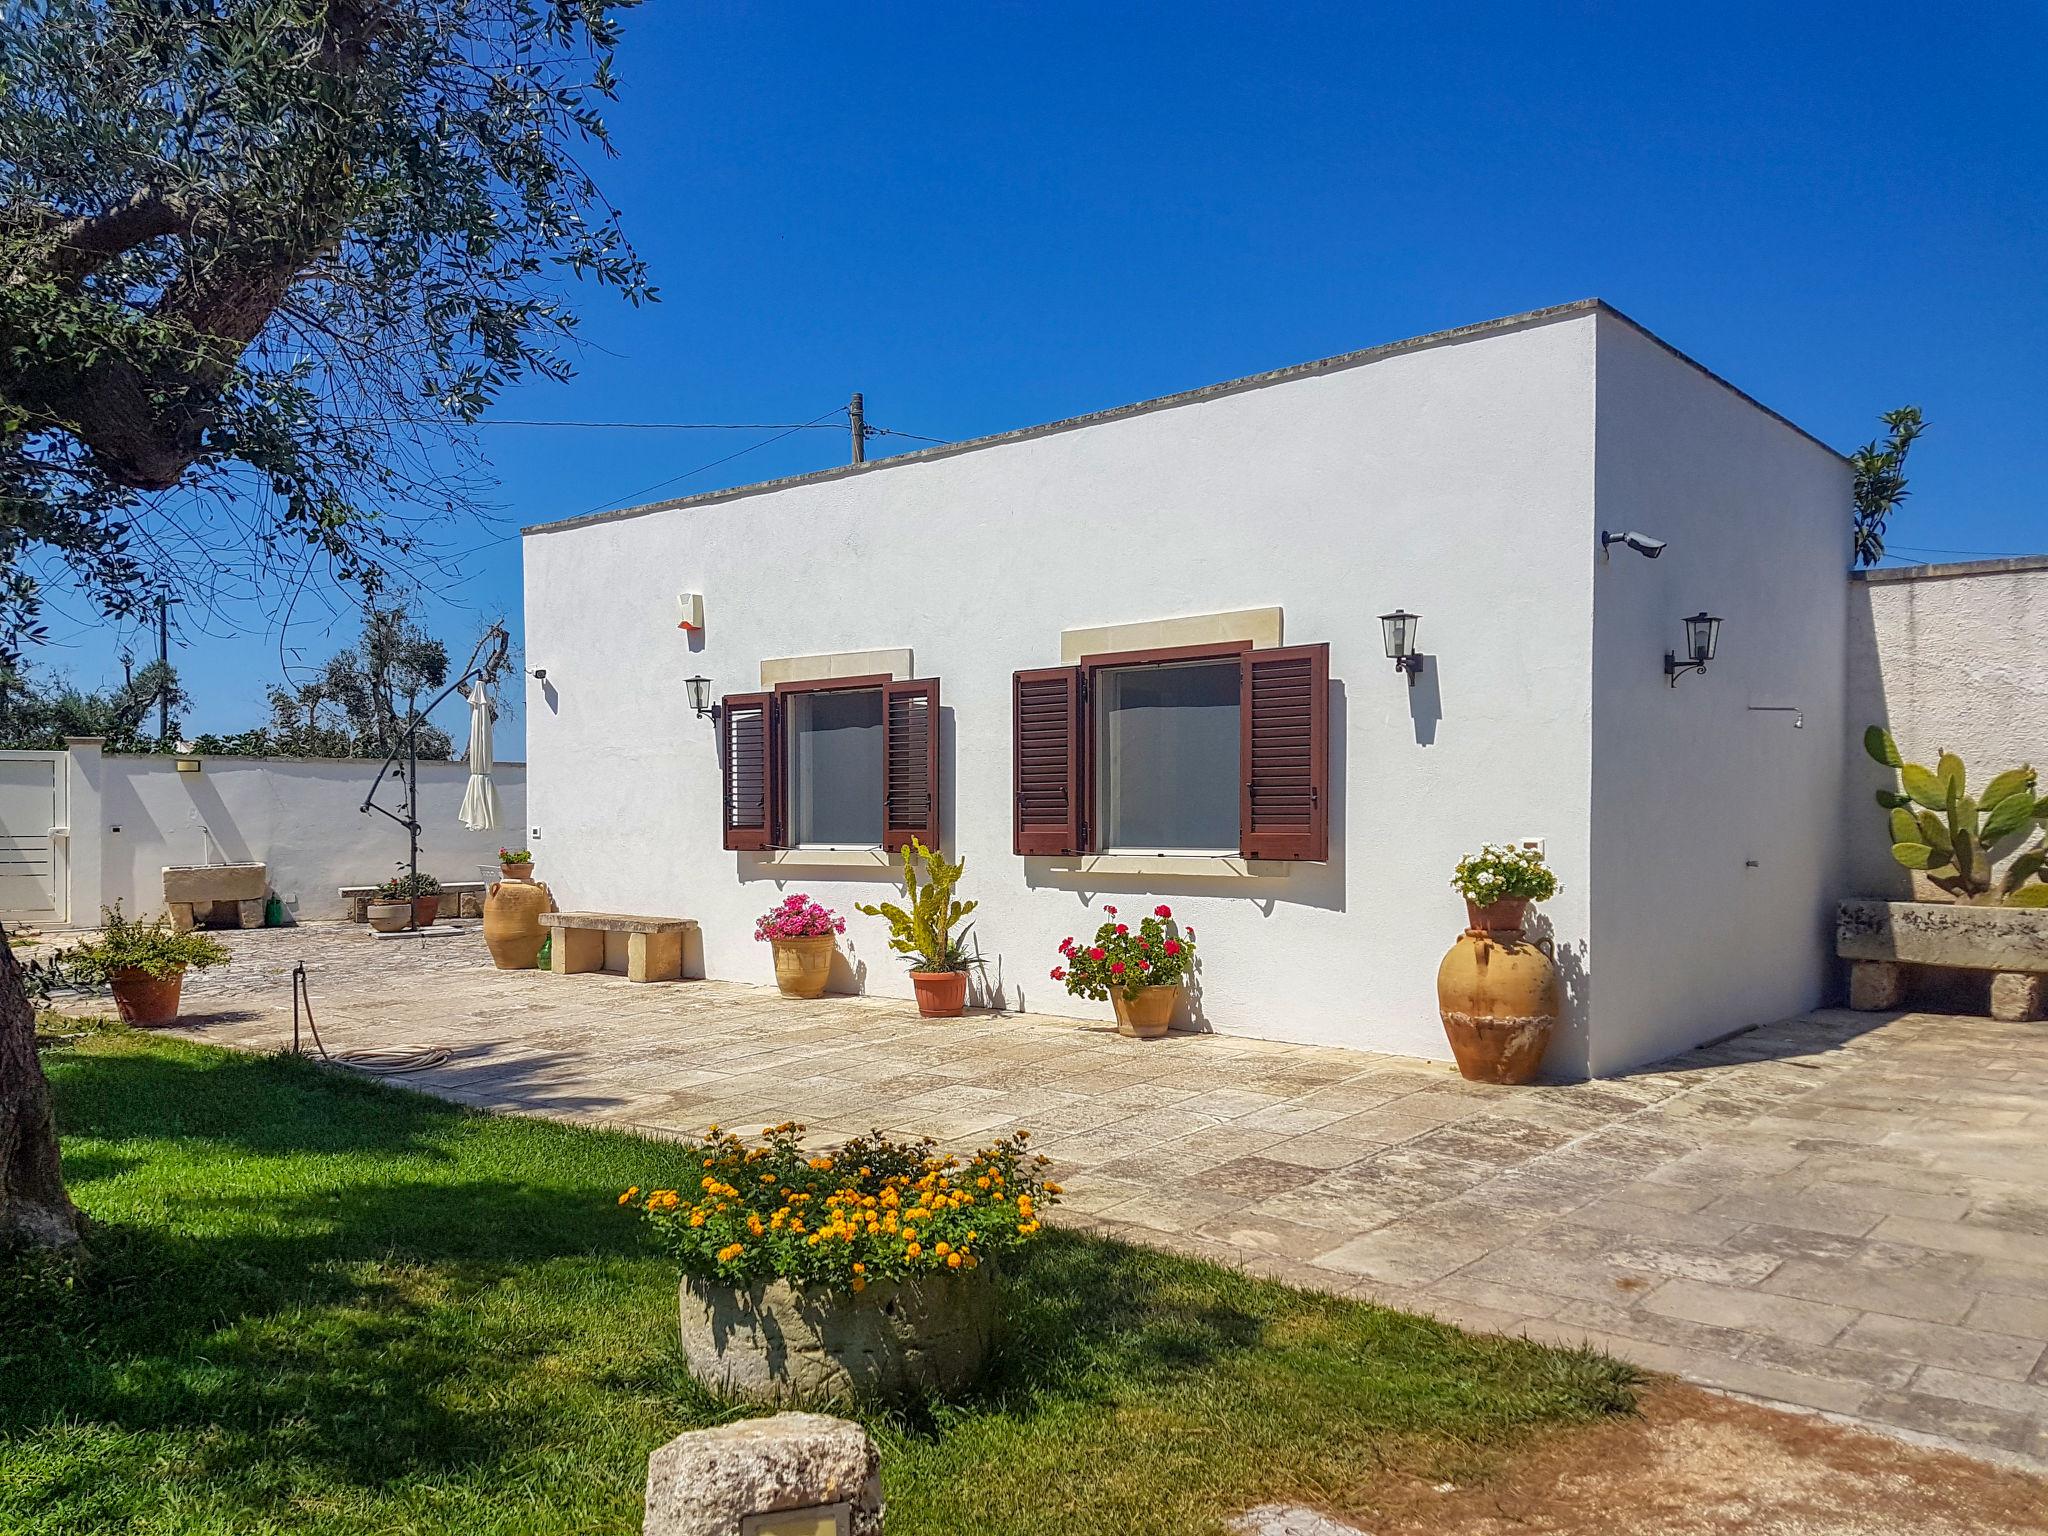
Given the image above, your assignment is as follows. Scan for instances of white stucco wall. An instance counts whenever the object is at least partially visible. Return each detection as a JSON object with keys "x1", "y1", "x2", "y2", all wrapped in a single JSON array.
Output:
[
  {"x1": 88, "y1": 753, "x2": 527, "y2": 921},
  {"x1": 1844, "y1": 558, "x2": 2048, "y2": 899},
  {"x1": 1587, "y1": 315, "x2": 1853, "y2": 1073},
  {"x1": 525, "y1": 310, "x2": 1602, "y2": 1064}
]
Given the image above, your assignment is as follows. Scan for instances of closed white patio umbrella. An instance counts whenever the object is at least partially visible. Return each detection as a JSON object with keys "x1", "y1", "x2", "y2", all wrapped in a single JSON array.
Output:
[{"x1": 458, "y1": 681, "x2": 501, "y2": 831}]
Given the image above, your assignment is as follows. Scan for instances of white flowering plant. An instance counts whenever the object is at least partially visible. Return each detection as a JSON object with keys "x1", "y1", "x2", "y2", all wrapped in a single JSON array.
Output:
[{"x1": 1450, "y1": 844, "x2": 1559, "y2": 908}]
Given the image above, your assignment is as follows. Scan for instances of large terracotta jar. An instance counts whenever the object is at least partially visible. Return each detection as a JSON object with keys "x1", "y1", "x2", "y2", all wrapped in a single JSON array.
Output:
[
  {"x1": 771, "y1": 936, "x2": 836, "y2": 998},
  {"x1": 483, "y1": 878, "x2": 552, "y2": 969},
  {"x1": 1435, "y1": 899, "x2": 1560, "y2": 1084},
  {"x1": 110, "y1": 966, "x2": 184, "y2": 1026},
  {"x1": 1111, "y1": 983, "x2": 1180, "y2": 1038}
]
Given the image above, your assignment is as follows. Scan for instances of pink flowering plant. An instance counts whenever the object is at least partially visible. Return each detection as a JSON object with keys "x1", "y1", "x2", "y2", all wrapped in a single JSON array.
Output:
[
  {"x1": 753, "y1": 892, "x2": 847, "y2": 942},
  {"x1": 1050, "y1": 903, "x2": 1197, "y2": 1002}
]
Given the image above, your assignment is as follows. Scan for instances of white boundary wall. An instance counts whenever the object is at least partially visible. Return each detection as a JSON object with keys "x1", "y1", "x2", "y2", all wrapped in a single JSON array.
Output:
[
  {"x1": 48, "y1": 741, "x2": 525, "y2": 923},
  {"x1": 523, "y1": 303, "x2": 1852, "y2": 1076}
]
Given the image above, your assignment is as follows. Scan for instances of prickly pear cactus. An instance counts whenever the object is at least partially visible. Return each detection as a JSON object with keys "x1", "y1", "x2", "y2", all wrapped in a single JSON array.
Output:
[{"x1": 1865, "y1": 726, "x2": 2048, "y2": 906}]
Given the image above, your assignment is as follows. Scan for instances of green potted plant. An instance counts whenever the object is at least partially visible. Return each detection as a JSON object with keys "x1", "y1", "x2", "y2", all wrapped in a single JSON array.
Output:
[
  {"x1": 56, "y1": 904, "x2": 230, "y2": 1027},
  {"x1": 856, "y1": 838, "x2": 980, "y2": 1018},
  {"x1": 371, "y1": 872, "x2": 442, "y2": 931},
  {"x1": 1052, "y1": 904, "x2": 1197, "y2": 1038},
  {"x1": 1437, "y1": 845, "x2": 1561, "y2": 1083},
  {"x1": 497, "y1": 846, "x2": 534, "y2": 882}
]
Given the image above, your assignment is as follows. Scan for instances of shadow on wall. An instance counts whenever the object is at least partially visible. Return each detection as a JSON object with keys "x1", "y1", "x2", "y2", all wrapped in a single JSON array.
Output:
[
  {"x1": 175, "y1": 770, "x2": 258, "y2": 866},
  {"x1": 1844, "y1": 588, "x2": 1913, "y2": 902},
  {"x1": 1408, "y1": 656, "x2": 1442, "y2": 746},
  {"x1": 1523, "y1": 906, "x2": 1590, "y2": 1078}
]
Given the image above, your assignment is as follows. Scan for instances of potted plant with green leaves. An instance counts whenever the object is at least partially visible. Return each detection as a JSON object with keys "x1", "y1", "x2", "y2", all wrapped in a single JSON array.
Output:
[
  {"x1": 1052, "y1": 904, "x2": 1197, "y2": 1037},
  {"x1": 1436, "y1": 844, "x2": 1561, "y2": 1083},
  {"x1": 56, "y1": 904, "x2": 230, "y2": 1026},
  {"x1": 371, "y1": 872, "x2": 442, "y2": 931},
  {"x1": 497, "y1": 846, "x2": 534, "y2": 882},
  {"x1": 856, "y1": 837, "x2": 980, "y2": 1018}
]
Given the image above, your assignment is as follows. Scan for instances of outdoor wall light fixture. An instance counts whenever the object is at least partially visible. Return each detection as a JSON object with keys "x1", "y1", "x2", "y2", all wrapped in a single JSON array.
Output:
[
  {"x1": 1664, "y1": 612, "x2": 1721, "y2": 686},
  {"x1": 1379, "y1": 610, "x2": 1423, "y2": 685},
  {"x1": 685, "y1": 675, "x2": 720, "y2": 722}
]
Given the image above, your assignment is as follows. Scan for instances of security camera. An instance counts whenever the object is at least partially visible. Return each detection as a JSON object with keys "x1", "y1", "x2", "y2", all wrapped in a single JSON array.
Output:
[
  {"x1": 530, "y1": 667, "x2": 548, "y2": 682},
  {"x1": 1601, "y1": 530, "x2": 1667, "y2": 561}
]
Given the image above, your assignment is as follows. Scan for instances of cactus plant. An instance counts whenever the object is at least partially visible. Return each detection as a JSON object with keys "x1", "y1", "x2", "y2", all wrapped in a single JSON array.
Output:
[
  {"x1": 1865, "y1": 726, "x2": 2048, "y2": 906},
  {"x1": 855, "y1": 838, "x2": 980, "y2": 972}
]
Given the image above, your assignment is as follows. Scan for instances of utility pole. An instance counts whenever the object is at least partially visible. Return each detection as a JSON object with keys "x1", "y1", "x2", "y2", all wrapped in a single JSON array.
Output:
[
  {"x1": 156, "y1": 596, "x2": 170, "y2": 742},
  {"x1": 848, "y1": 391, "x2": 865, "y2": 465}
]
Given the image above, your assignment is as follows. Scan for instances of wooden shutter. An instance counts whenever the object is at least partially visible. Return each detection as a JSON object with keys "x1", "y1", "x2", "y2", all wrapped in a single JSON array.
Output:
[
  {"x1": 720, "y1": 691, "x2": 778, "y2": 851},
  {"x1": 1240, "y1": 643, "x2": 1329, "y2": 861},
  {"x1": 882, "y1": 678, "x2": 940, "y2": 853},
  {"x1": 1013, "y1": 666, "x2": 1083, "y2": 855}
]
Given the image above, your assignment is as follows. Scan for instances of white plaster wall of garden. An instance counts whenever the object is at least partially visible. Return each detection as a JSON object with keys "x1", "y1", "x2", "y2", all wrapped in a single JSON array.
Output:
[
  {"x1": 1586, "y1": 314, "x2": 1853, "y2": 1075},
  {"x1": 524, "y1": 308, "x2": 1601, "y2": 1066},
  {"x1": 65, "y1": 748, "x2": 528, "y2": 922},
  {"x1": 1844, "y1": 558, "x2": 2048, "y2": 900}
]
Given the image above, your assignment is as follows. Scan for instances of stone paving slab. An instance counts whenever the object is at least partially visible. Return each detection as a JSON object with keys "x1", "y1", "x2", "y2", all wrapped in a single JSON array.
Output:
[{"x1": 71, "y1": 921, "x2": 2048, "y2": 1471}]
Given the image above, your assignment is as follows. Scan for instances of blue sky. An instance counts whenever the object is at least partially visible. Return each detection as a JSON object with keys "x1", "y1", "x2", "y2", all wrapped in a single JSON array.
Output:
[{"x1": 45, "y1": 1, "x2": 2048, "y2": 756}]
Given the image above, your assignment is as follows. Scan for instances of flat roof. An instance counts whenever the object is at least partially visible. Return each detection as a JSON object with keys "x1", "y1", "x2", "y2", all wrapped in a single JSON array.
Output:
[{"x1": 524, "y1": 298, "x2": 1847, "y2": 538}]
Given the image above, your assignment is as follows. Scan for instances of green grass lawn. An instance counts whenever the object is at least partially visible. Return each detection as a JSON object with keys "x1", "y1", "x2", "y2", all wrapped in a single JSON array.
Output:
[{"x1": 2, "y1": 1030, "x2": 1638, "y2": 1536}]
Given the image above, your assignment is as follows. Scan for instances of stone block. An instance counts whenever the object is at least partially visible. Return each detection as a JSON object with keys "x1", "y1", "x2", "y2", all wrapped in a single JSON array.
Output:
[
  {"x1": 162, "y1": 863, "x2": 267, "y2": 904},
  {"x1": 642, "y1": 1412, "x2": 881, "y2": 1536},
  {"x1": 1848, "y1": 959, "x2": 1905, "y2": 1011},
  {"x1": 166, "y1": 902, "x2": 194, "y2": 934},
  {"x1": 554, "y1": 926, "x2": 604, "y2": 974},
  {"x1": 1836, "y1": 898, "x2": 2048, "y2": 972},
  {"x1": 628, "y1": 929, "x2": 683, "y2": 983},
  {"x1": 1990, "y1": 971, "x2": 2046, "y2": 1022},
  {"x1": 237, "y1": 899, "x2": 265, "y2": 929}
]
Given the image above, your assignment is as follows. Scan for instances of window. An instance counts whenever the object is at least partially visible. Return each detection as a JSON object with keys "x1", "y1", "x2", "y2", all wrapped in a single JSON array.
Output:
[
  {"x1": 1012, "y1": 641, "x2": 1329, "y2": 862},
  {"x1": 721, "y1": 675, "x2": 939, "y2": 853},
  {"x1": 1095, "y1": 660, "x2": 1240, "y2": 852}
]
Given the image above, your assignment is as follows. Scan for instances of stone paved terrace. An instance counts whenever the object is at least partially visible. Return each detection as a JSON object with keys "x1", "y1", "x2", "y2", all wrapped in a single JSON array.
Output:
[{"x1": 67, "y1": 920, "x2": 2048, "y2": 1470}]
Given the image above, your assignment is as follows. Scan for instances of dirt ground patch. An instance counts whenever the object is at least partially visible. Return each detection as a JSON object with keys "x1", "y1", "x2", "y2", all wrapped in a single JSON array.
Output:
[{"x1": 1361, "y1": 1383, "x2": 2046, "y2": 1536}]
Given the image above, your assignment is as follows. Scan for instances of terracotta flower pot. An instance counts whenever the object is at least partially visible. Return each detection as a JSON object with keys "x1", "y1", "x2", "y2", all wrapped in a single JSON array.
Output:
[
  {"x1": 499, "y1": 862, "x2": 533, "y2": 882},
  {"x1": 1437, "y1": 900, "x2": 1559, "y2": 1084},
  {"x1": 910, "y1": 969, "x2": 968, "y2": 1018},
  {"x1": 1111, "y1": 983, "x2": 1180, "y2": 1038},
  {"x1": 110, "y1": 966, "x2": 185, "y2": 1027},
  {"x1": 411, "y1": 895, "x2": 440, "y2": 927},
  {"x1": 483, "y1": 878, "x2": 551, "y2": 969},
  {"x1": 366, "y1": 901, "x2": 411, "y2": 933},
  {"x1": 770, "y1": 935, "x2": 836, "y2": 998}
]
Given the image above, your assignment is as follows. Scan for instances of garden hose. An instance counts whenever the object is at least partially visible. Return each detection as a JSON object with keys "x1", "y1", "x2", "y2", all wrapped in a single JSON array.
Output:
[{"x1": 290, "y1": 963, "x2": 451, "y2": 1074}]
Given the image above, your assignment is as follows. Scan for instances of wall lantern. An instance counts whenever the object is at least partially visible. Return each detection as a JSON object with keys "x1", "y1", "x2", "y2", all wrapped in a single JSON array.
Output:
[
  {"x1": 1378, "y1": 610, "x2": 1423, "y2": 685},
  {"x1": 1664, "y1": 612, "x2": 1721, "y2": 686},
  {"x1": 685, "y1": 675, "x2": 720, "y2": 722}
]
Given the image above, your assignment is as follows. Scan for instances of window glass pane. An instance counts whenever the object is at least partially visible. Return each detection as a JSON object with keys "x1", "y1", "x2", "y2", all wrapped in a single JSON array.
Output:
[
  {"x1": 1097, "y1": 660, "x2": 1240, "y2": 852},
  {"x1": 788, "y1": 688, "x2": 883, "y2": 845}
]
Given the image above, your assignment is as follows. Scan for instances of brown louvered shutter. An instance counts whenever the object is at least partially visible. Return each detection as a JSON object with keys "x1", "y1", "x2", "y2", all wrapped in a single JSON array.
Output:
[
  {"x1": 882, "y1": 678, "x2": 940, "y2": 853},
  {"x1": 1013, "y1": 666, "x2": 1083, "y2": 855},
  {"x1": 720, "y1": 691, "x2": 778, "y2": 851},
  {"x1": 1240, "y1": 643, "x2": 1329, "y2": 861}
]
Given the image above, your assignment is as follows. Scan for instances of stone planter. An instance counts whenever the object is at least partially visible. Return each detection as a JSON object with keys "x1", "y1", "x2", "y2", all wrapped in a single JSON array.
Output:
[
  {"x1": 109, "y1": 966, "x2": 184, "y2": 1026},
  {"x1": 678, "y1": 1270, "x2": 996, "y2": 1405},
  {"x1": 1837, "y1": 898, "x2": 2048, "y2": 1021},
  {"x1": 366, "y1": 900, "x2": 412, "y2": 933},
  {"x1": 771, "y1": 935, "x2": 836, "y2": 998},
  {"x1": 909, "y1": 969, "x2": 967, "y2": 1018},
  {"x1": 1111, "y1": 983, "x2": 1180, "y2": 1037}
]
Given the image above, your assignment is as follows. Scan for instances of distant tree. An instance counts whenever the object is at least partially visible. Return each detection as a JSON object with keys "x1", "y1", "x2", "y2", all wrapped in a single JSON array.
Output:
[
  {"x1": 1852, "y1": 407, "x2": 1927, "y2": 567},
  {"x1": 0, "y1": 659, "x2": 188, "y2": 751},
  {"x1": 272, "y1": 604, "x2": 455, "y2": 758},
  {"x1": 0, "y1": 0, "x2": 647, "y2": 1250}
]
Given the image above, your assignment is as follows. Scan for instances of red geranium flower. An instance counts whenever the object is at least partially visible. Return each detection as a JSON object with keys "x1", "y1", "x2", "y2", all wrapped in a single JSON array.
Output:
[
  {"x1": 1163, "y1": 939, "x2": 1181, "y2": 956},
  {"x1": 1109, "y1": 961, "x2": 1125, "y2": 976},
  {"x1": 1088, "y1": 947, "x2": 1106, "y2": 961},
  {"x1": 1115, "y1": 923, "x2": 1128, "y2": 936},
  {"x1": 1050, "y1": 967, "x2": 1065, "y2": 981},
  {"x1": 1136, "y1": 937, "x2": 1149, "y2": 951},
  {"x1": 1138, "y1": 958, "x2": 1152, "y2": 972},
  {"x1": 1104, "y1": 905, "x2": 1117, "y2": 916},
  {"x1": 1154, "y1": 904, "x2": 1172, "y2": 919},
  {"x1": 1185, "y1": 926, "x2": 1196, "y2": 940}
]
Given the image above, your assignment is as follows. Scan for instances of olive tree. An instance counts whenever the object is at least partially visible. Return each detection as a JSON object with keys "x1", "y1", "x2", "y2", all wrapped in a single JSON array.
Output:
[{"x1": 0, "y1": 0, "x2": 648, "y2": 1247}]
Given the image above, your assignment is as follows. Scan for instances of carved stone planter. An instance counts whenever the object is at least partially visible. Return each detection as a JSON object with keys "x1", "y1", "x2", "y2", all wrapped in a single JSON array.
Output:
[
  {"x1": 1836, "y1": 898, "x2": 2048, "y2": 1021},
  {"x1": 679, "y1": 1269, "x2": 996, "y2": 1405}
]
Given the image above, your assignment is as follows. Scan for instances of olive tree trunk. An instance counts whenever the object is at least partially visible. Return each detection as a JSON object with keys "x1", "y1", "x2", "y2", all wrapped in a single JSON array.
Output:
[{"x1": 0, "y1": 937, "x2": 83, "y2": 1248}]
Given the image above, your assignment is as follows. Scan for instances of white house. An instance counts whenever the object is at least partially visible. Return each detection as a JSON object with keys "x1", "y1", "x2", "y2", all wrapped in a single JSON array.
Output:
[{"x1": 521, "y1": 300, "x2": 1851, "y2": 1076}]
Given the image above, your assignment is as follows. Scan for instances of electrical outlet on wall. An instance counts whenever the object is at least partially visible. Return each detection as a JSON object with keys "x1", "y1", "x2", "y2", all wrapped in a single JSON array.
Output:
[
  {"x1": 530, "y1": 828, "x2": 541, "y2": 839},
  {"x1": 1518, "y1": 837, "x2": 1546, "y2": 857}
]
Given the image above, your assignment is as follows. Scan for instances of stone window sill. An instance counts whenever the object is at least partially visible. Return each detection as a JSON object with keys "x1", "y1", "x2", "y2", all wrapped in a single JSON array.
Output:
[
  {"x1": 760, "y1": 847, "x2": 892, "y2": 869},
  {"x1": 1036, "y1": 853, "x2": 1291, "y2": 878}
]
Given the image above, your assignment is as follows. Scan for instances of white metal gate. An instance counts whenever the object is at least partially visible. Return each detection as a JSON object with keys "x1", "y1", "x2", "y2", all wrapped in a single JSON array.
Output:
[{"x1": 0, "y1": 751, "x2": 66, "y2": 922}]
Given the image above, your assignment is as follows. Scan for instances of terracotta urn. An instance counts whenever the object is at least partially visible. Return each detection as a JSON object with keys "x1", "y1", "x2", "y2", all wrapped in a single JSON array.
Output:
[
  {"x1": 109, "y1": 966, "x2": 184, "y2": 1027},
  {"x1": 1436, "y1": 900, "x2": 1559, "y2": 1084},
  {"x1": 1111, "y1": 983, "x2": 1180, "y2": 1038},
  {"x1": 366, "y1": 900, "x2": 412, "y2": 933},
  {"x1": 910, "y1": 969, "x2": 968, "y2": 1018},
  {"x1": 483, "y1": 878, "x2": 551, "y2": 969},
  {"x1": 771, "y1": 935, "x2": 836, "y2": 998}
]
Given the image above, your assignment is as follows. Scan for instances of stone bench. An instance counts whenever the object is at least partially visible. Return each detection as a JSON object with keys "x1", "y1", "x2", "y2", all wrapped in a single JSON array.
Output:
[
  {"x1": 539, "y1": 911, "x2": 697, "y2": 983},
  {"x1": 1837, "y1": 898, "x2": 2048, "y2": 1021},
  {"x1": 340, "y1": 881, "x2": 487, "y2": 922}
]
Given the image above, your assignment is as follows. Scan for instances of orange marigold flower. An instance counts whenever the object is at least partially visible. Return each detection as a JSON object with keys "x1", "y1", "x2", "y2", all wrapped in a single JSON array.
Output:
[
  {"x1": 905, "y1": 1242, "x2": 922, "y2": 1258},
  {"x1": 618, "y1": 1187, "x2": 640, "y2": 1205},
  {"x1": 947, "y1": 1252, "x2": 963, "y2": 1269}
]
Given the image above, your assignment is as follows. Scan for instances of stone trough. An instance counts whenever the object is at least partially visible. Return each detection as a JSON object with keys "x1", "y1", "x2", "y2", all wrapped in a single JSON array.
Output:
[
  {"x1": 1837, "y1": 897, "x2": 2048, "y2": 1021},
  {"x1": 162, "y1": 863, "x2": 269, "y2": 932}
]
